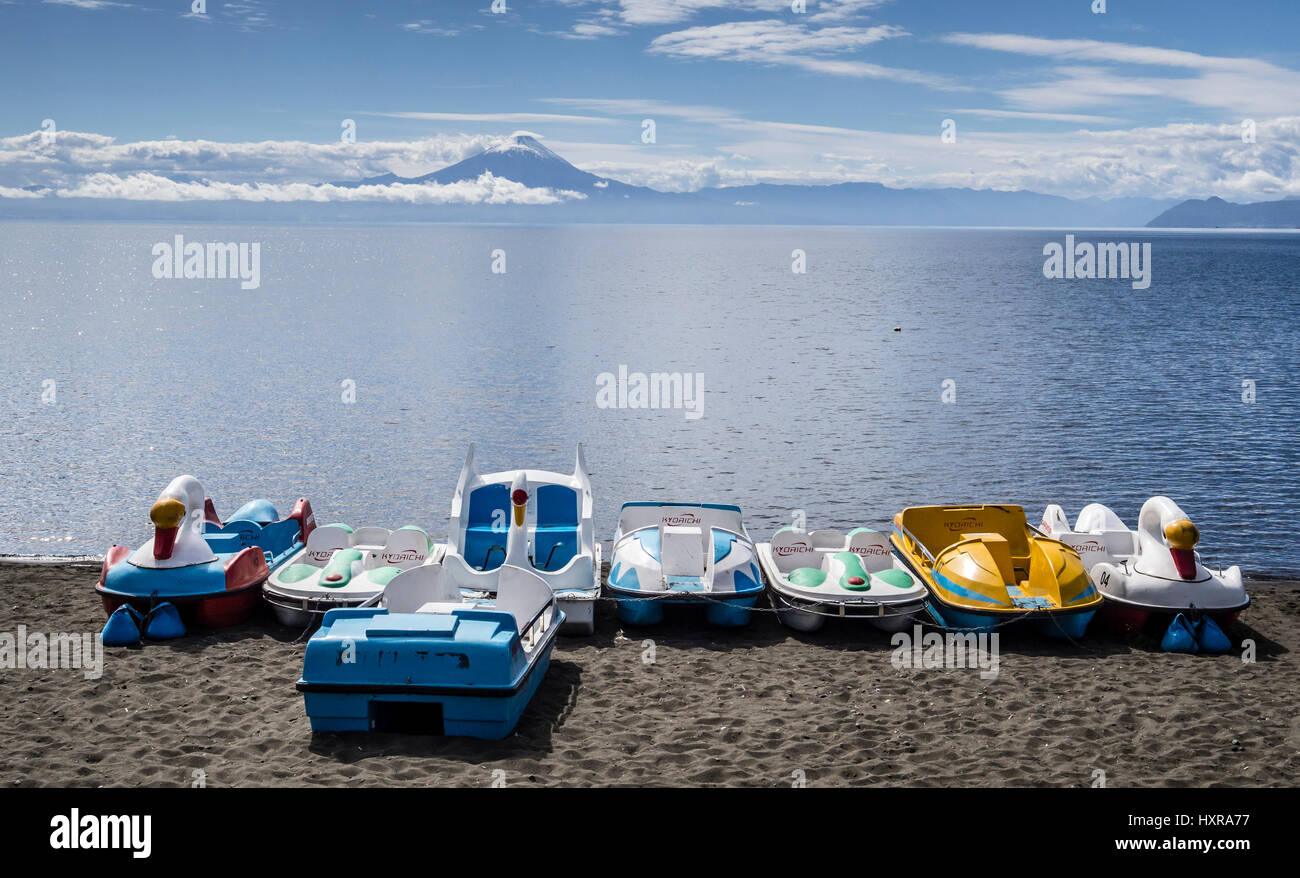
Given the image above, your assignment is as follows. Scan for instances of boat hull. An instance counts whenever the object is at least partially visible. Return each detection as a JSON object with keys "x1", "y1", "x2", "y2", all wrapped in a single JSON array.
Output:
[
  {"x1": 923, "y1": 595, "x2": 1096, "y2": 639},
  {"x1": 556, "y1": 591, "x2": 598, "y2": 635},
  {"x1": 97, "y1": 582, "x2": 263, "y2": 629},
  {"x1": 299, "y1": 646, "x2": 555, "y2": 740},
  {"x1": 608, "y1": 588, "x2": 759, "y2": 627},
  {"x1": 768, "y1": 588, "x2": 928, "y2": 633},
  {"x1": 1098, "y1": 595, "x2": 1248, "y2": 636}
]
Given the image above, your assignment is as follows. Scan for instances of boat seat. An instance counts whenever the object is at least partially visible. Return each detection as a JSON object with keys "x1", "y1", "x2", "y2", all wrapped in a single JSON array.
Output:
[
  {"x1": 1099, "y1": 529, "x2": 1137, "y2": 557},
  {"x1": 809, "y1": 529, "x2": 844, "y2": 549},
  {"x1": 769, "y1": 527, "x2": 817, "y2": 573},
  {"x1": 226, "y1": 498, "x2": 279, "y2": 526},
  {"x1": 847, "y1": 528, "x2": 891, "y2": 573},
  {"x1": 385, "y1": 565, "x2": 459, "y2": 614},
  {"x1": 350, "y1": 526, "x2": 391, "y2": 548},
  {"x1": 303, "y1": 524, "x2": 354, "y2": 566},
  {"x1": 464, "y1": 483, "x2": 509, "y2": 571},
  {"x1": 533, "y1": 484, "x2": 579, "y2": 571},
  {"x1": 371, "y1": 526, "x2": 430, "y2": 569}
]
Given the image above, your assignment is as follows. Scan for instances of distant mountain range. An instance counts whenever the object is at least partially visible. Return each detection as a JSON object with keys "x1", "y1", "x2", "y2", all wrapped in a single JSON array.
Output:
[
  {"x1": 1146, "y1": 195, "x2": 1300, "y2": 228},
  {"x1": 331, "y1": 133, "x2": 1176, "y2": 227},
  {"x1": 4, "y1": 133, "x2": 1295, "y2": 228}
]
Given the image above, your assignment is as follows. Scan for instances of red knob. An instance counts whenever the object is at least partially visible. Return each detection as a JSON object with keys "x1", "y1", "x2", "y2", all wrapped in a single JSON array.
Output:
[
  {"x1": 511, "y1": 489, "x2": 528, "y2": 506},
  {"x1": 847, "y1": 576, "x2": 866, "y2": 586}
]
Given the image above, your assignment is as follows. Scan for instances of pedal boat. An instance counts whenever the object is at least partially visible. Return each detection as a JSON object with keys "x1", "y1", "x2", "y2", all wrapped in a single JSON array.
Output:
[
  {"x1": 263, "y1": 524, "x2": 442, "y2": 627},
  {"x1": 891, "y1": 504, "x2": 1101, "y2": 638},
  {"x1": 756, "y1": 526, "x2": 928, "y2": 632},
  {"x1": 1039, "y1": 496, "x2": 1248, "y2": 634},
  {"x1": 297, "y1": 500, "x2": 563, "y2": 739},
  {"x1": 606, "y1": 502, "x2": 764, "y2": 627},
  {"x1": 435, "y1": 443, "x2": 600, "y2": 635},
  {"x1": 96, "y1": 475, "x2": 315, "y2": 628}
]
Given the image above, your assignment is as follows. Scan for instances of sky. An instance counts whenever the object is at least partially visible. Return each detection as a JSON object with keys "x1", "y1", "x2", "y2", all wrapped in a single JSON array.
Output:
[{"x1": 2, "y1": 0, "x2": 1299, "y2": 203}]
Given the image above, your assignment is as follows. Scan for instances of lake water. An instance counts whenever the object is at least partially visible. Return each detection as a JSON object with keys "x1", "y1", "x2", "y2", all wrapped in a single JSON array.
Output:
[{"x1": 2, "y1": 222, "x2": 1297, "y2": 576}]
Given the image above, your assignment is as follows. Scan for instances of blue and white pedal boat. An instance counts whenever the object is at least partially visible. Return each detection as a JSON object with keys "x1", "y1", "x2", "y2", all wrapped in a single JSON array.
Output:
[
  {"x1": 435, "y1": 443, "x2": 601, "y2": 635},
  {"x1": 296, "y1": 562, "x2": 562, "y2": 740},
  {"x1": 605, "y1": 502, "x2": 764, "y2": 627}
]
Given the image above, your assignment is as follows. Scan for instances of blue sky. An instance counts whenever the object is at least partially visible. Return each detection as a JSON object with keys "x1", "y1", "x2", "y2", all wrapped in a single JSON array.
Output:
[{"x1": 3, "y1": 0, "x2": 1299, "y2": 201}]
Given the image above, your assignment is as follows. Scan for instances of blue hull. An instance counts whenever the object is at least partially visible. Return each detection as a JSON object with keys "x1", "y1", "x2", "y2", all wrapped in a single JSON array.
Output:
[
  {"x1": 300, "y1": 646, "x2": 554, "y2": 740},
  {"x1": 612, "y1": 592, "x2": 759, "y2": 627},
  {"x1": 926, "y1": 601, "x2": 1095, "y2": 639},
  {"x1": 297, "y1": 606, "x2": 561, "y2": 740}
]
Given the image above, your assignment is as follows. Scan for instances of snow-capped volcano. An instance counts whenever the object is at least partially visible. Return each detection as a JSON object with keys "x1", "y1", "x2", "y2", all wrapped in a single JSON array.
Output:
[{"x1": 345, "y1": 132, "x2": 646, "y2": 197}]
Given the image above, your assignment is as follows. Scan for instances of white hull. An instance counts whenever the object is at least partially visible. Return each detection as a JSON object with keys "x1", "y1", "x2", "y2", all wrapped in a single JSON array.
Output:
[{"x1": 768, "y1": 587, "x2": 925, "y2": 632}]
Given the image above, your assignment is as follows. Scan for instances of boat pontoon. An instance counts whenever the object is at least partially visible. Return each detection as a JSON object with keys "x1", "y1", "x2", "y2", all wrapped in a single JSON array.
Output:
[
  {"x1": 263, "y1": 523, "x2": 441, "y2": 627},
  {"x1": 891, "y1": 504, "x2": 1101, "y2": 638},
  {"x1": 97, "y1": 475, "x2": 314, "y2": 628},
  {"x1": 435, "y1": 444, "x2": 600, "y2": 634},
  {"x1": 756, "y1": 526, "x2": 928, "y2": 632},
  {"x1": 1040, "y1": 496, "x2": 1248, "y2": 637},
  {"x1": 606, "y1": 502, "x2": 764, "y2": 627},
  {"x1": 297, "y1": 555, "x2": 563, "y2": 740}
]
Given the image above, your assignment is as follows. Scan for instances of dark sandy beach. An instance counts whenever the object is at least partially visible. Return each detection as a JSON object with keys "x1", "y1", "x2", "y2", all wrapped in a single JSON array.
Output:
[{"x1": 1, "y1": 562, "x2": 1296, "y2": 787}]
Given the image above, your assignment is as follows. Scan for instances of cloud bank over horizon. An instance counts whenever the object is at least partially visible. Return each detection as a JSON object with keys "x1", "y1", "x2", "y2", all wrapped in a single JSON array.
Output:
[{"x1": 2, "y1": 117, "x2": 1298, "y2": 204}]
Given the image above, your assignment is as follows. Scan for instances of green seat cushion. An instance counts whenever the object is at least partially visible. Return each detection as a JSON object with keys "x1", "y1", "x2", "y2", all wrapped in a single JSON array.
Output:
[
  {"x1": 873, "y1": 568, "x2": 914, "y2": 589},
  {"x1": 279, "y1": 563, "x2": 319, "y2": 584},
  {"x1": 788, "y1": 567, "x2": 827, "y2": 588},
  {"x1": 365, "y1": 566, "x2": 405, "y2": 587}
]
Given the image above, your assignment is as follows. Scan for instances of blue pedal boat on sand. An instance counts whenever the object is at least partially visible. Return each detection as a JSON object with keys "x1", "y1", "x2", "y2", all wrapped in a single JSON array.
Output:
[
  {"x1": 605, "y1": 502, "x2": 765, "y2": 627},
  {"x1": 297, "y1": 556, "x2": 563, "y2": 740},
  {"x1": 96, "y1": 474, "x2": 316, "y2": 629}
]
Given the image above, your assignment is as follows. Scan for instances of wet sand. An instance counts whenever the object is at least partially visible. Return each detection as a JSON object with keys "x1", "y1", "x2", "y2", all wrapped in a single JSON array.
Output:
[{"x1": 1, "y1": 563, "x2": 1296, "y2": 787}]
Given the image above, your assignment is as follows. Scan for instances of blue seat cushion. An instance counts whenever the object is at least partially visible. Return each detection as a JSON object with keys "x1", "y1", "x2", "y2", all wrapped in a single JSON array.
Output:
[
  {"x1": 533, "y1": 484, "x2": 580, "y2": 570},
  {"x1": 464, "y1": 484, "x2": 509, "y2": 571}
]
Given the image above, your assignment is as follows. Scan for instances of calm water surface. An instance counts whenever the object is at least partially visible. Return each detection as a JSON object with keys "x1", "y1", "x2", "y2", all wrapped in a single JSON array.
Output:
[{"x1": 2, "y1": 223, "x2": 1297, "y2": 575}]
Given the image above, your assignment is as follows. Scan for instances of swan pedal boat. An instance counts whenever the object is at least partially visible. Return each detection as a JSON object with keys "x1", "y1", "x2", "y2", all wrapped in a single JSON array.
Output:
[
  {"x1": 297, "y1": 519, "x2": 563, "y2": 739},
  {"x1": 606, "y1": 502, "x2": 764, "y2": 627},
  {"x1": 435, "y1": 443, "x2": 600, "y2": 635},
  {"x1": 262, "y1": 523, "x2": 443, "y2": 627},
  {"x1": 97, "y1": 475, "x2": 315, "y2": 628},
  {"x1": 756, "y1": 526, "x2": 928, "y2": 632},
  {"x1": 891, "y1": 504, "x2": 1101, "y2": 638},
  {"x1": 1040, "y1": 496, "x2": 1248, "y2": 634}
]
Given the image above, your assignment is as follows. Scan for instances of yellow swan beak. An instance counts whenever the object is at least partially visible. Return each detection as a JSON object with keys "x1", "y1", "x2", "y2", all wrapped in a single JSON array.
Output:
[
  {"x1": 150, "y1": 497, "x2": 186, "y2": 529},
  {"x1": 1163, "y1": 518, "x2": 1199, "y2": 550}
]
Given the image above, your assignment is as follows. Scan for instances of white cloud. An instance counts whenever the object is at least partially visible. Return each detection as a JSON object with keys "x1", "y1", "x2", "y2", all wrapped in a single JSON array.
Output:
[
  {"x1": 364, "y1": 111, "x2": 614, "y2": 125},
  {"x1": 944, "y1": 33, "x2": 1300, "y2": 116},
  {"x1": 41, "y1": 0, "x2": 131, "y2": 8},
  {"x1": 47, "y1": 172, "x2": 582, "y2": 204},
  {"x1": 4, "y1": 116, "x2": 1299, "y2": 205},
  {"x1": 648, "y1": 20, "x2": 951, "y2": 86}
]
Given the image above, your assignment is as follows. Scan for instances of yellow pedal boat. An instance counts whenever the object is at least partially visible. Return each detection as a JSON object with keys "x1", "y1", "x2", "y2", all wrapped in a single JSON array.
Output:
[{"x1": 891, "y1": 505, "x2": 1101, "y2": 638}]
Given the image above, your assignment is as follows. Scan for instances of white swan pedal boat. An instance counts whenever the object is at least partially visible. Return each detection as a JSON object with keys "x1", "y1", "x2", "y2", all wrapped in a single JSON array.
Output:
[
  {"x1": 1040, "y1": 496, "x2": 1248, "y2": 634},
  {"x1": 434, "y1": 443, "x2": 601, "y2": 635},
  {"x1": 756, "y1": 526, "x2": 928, "y2": 632}
]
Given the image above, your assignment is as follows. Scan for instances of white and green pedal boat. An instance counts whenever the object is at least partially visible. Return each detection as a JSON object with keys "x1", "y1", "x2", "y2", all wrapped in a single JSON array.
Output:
[
  {"x1": 755, "y1": 526, "x2": 929, "y2": 632},
  {"x1": 263, "y1": 523, "x2": 442, "y2": 626}
]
